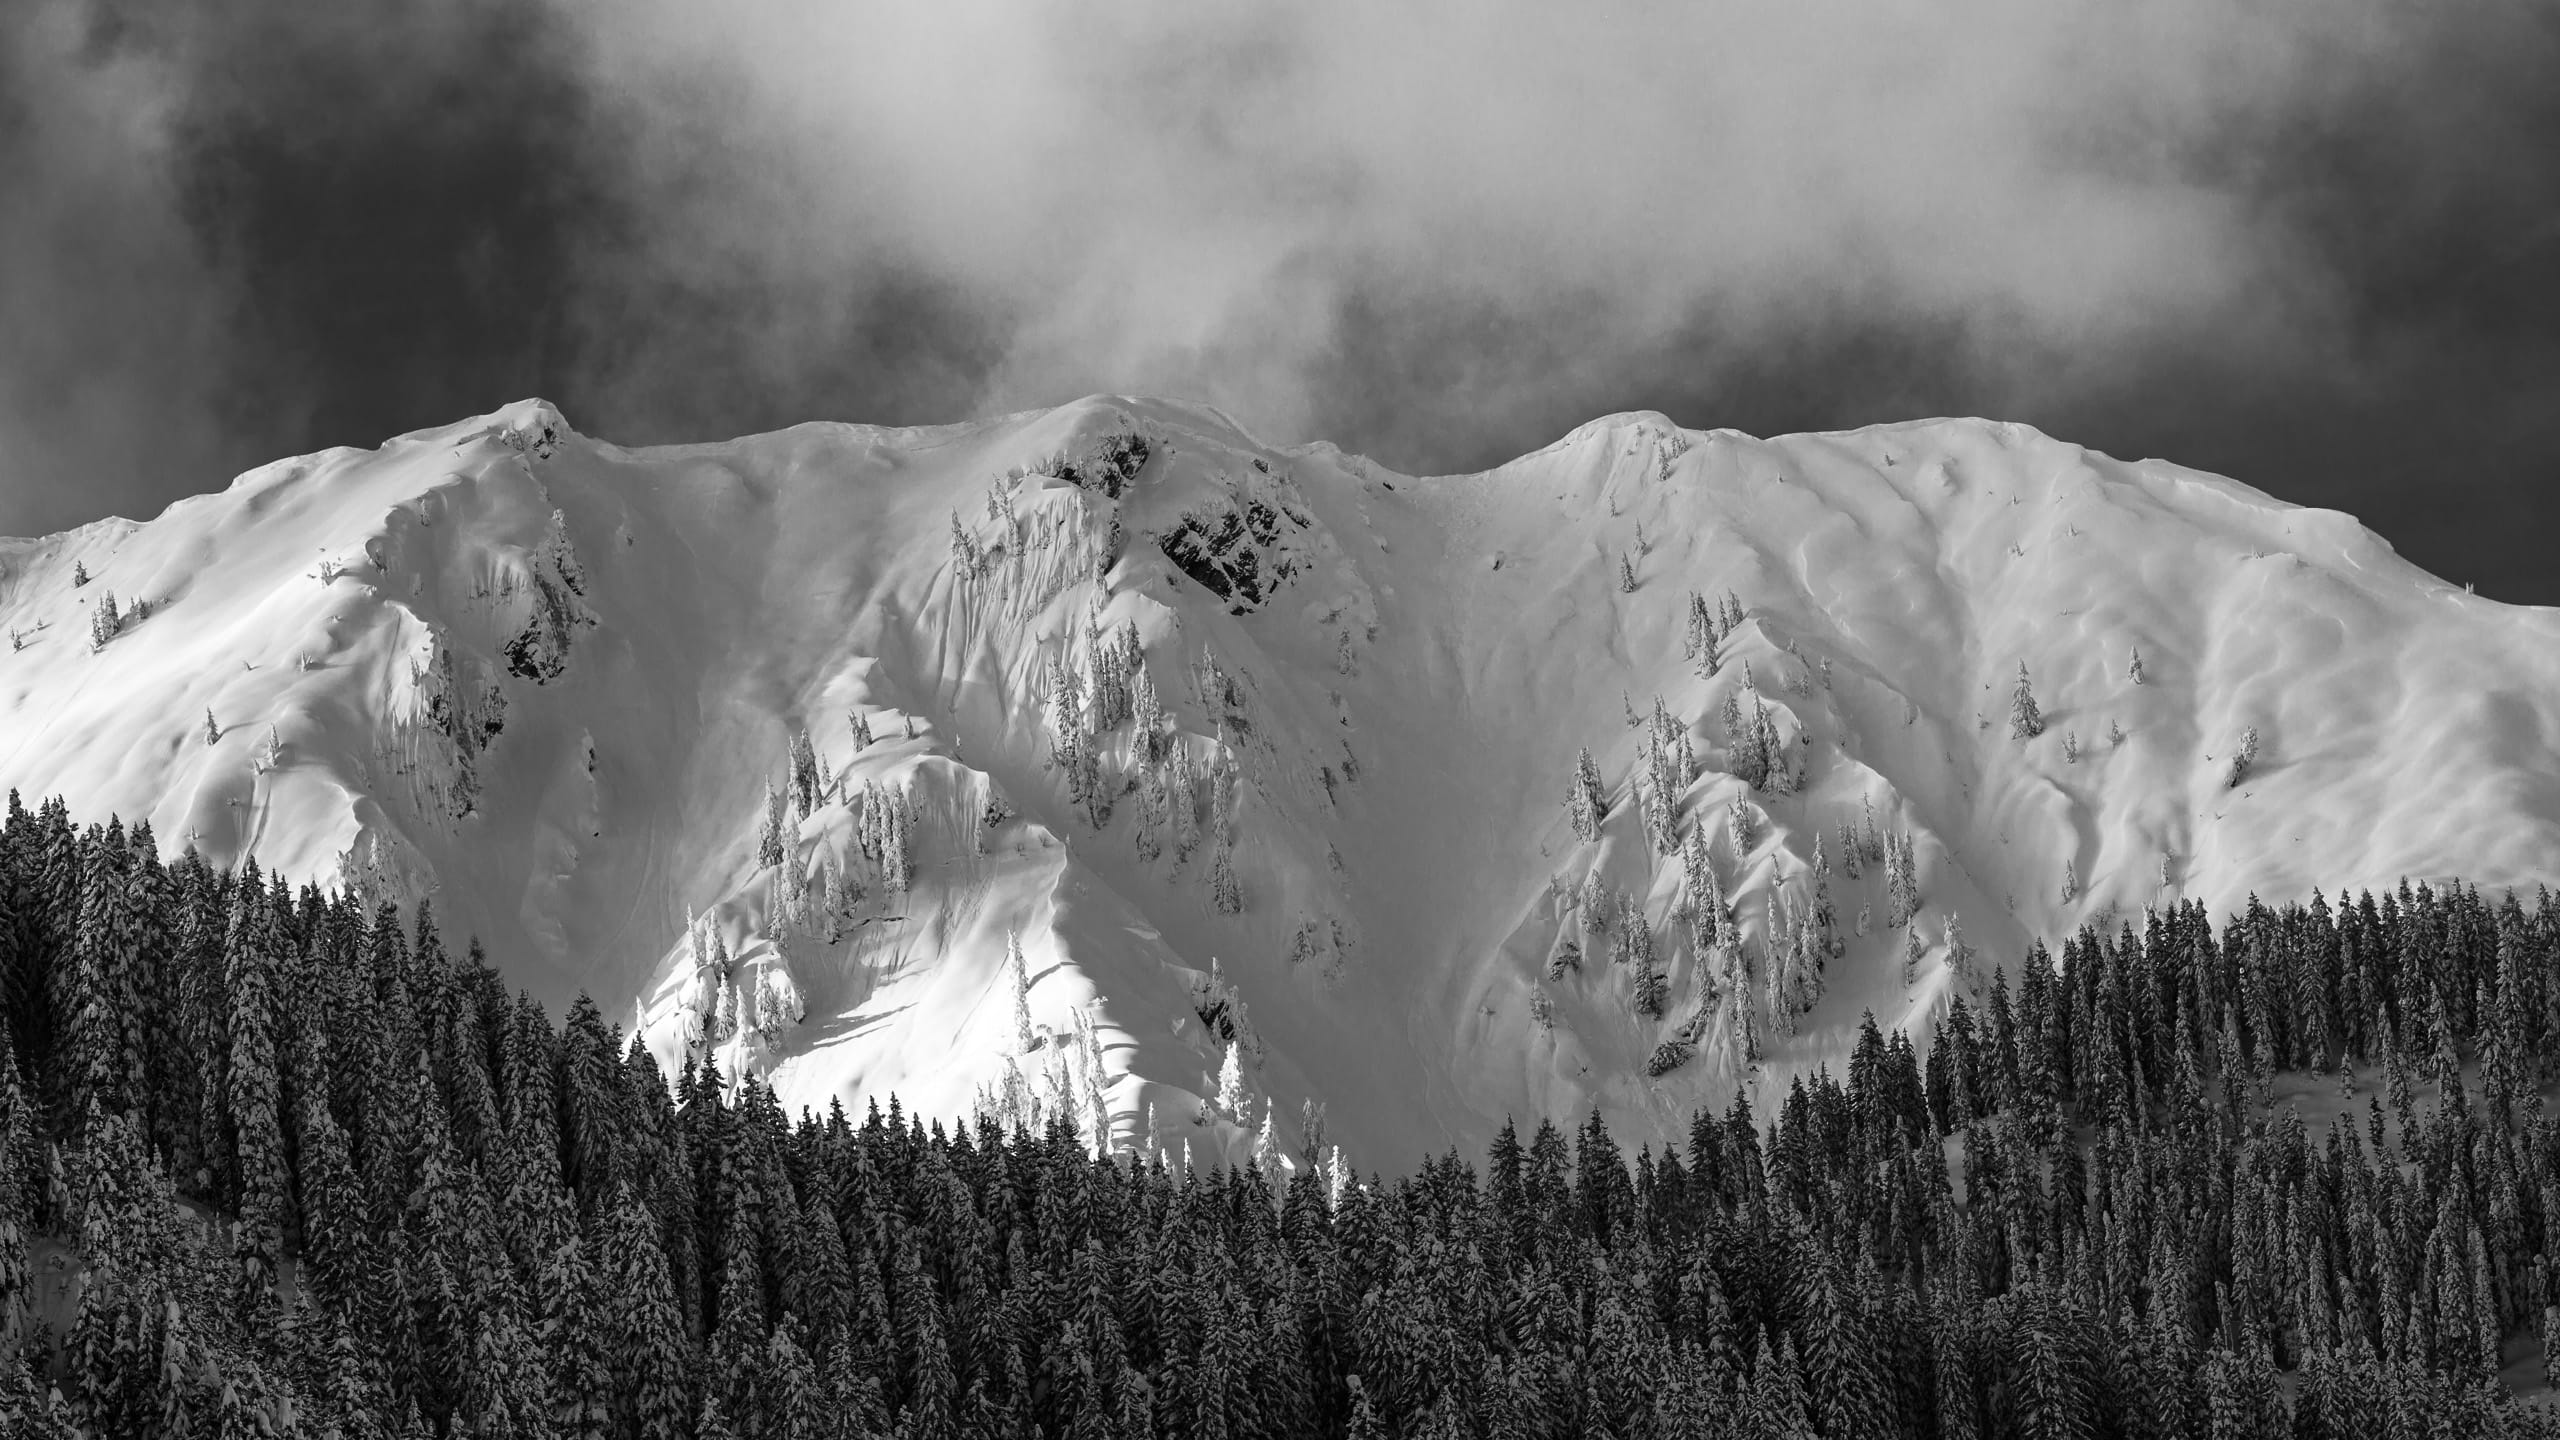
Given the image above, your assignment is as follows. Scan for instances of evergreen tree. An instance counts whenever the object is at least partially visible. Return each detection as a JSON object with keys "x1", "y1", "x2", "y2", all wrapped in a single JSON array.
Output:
[
  {"x1": 2010, "y1": 661, "x2": 2044, "y2": 740},
  {"x1": 758, "y1": 782, "x2": 787, "y2": 871},
  {"x1": 224, "y1": 876, "x2": 289, "y2": 1306},
  {"x1": 2229, "y1": 726, "x2": 2260, "y2": 789},
  {"x1": 1567, "y1": 747, "x2": 1607, "y2": 843},
  {"x1": 1209, "y1": 839, "x2": 1243, "y2": 916},
  {"x1": 1008, "y1": 931, "x2": 1034, "y2": 1057}
]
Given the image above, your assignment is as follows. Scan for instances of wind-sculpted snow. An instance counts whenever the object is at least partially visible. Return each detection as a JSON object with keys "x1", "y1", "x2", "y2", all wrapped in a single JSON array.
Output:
[{"x1": 4, "y1": 396, "x2": 2556, "y2": 1174}]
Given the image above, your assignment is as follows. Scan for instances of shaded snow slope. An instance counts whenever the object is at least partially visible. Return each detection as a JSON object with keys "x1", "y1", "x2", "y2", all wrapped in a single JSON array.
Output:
[{"x1": 4, "y1": 396, "x2": 2557, "y2": 1171}]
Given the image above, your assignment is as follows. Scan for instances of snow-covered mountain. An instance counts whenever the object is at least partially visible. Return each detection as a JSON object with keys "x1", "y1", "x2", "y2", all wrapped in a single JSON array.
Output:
[{"x1": 5, "y1": 395, "x2": 2557, "y2": 1172}]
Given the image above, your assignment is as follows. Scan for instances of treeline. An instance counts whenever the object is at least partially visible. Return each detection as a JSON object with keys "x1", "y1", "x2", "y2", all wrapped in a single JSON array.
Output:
[{"x1": 6, "y1": 791, "x2": 2560, "y2": 1437}]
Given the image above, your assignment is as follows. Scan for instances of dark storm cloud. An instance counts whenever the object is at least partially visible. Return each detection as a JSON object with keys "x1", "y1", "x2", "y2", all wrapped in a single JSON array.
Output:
[
  {"x1": 1, "y1": 0, "x2": 2555, "y2": 601},
  {"x1": 0, "y1": 0, "x2": 1006, "y2": 538}
]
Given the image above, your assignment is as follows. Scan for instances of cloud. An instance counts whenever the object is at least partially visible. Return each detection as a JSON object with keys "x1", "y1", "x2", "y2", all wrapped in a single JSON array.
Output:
[
  {"x1": 0, "y1": 3, "x2": 234, "y2": 535},
  {"x1": 2, "y1": 0, "x2": 2556, "y2": 596}
]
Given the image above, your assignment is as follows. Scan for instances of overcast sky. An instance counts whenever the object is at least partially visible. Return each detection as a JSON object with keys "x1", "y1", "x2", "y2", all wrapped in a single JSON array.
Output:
[{"x1": 4, "y1": 0, "x2": 2556, "y2": 600}]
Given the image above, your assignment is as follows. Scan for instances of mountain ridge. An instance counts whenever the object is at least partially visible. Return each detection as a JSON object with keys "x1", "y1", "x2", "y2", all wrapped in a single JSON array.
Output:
[{"x1": 3, "y1": 393, "x2": 2554, "y2": 1171}]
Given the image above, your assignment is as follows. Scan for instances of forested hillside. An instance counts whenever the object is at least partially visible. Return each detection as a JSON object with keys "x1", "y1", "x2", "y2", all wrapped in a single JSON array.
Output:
[{"x1": 6, "y1": 792, "x2": 2560, "y2": 1436}]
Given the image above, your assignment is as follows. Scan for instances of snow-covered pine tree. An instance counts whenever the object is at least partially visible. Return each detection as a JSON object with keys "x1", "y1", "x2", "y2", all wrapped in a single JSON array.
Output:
[
  {"x1": 1810, "y1": 832, "x2": 1839, "y2": 957},
  {"x1": 757, "y1": 782, "x2": 787, "y2": 870},
  {"x1": 1076, "y1": 1005, "x2": 1112, "y2": 1156},
  {"x1": 203, "y1": 710, "x2": 221, "y2": 746},
  {"x1": 1619, "y1": 895, "x2": 1664, "y2": 1018},
  {"x1": 223, "y1": 884, "x2": 288, "y2": 1303},
  {"x1": 71, "y1": 561, "x2": 87, "y2": 587},
  {"x1": 86, "y1": 592, "x2": 119, "y2": 651},
  {"x1": 2061, "y1": 731, "x2": 2080, "y2": 764},
  {"x1": 1642, "y1": 727, "x2": 1683, "y2": 855},
  {"x1": 1682, "y1": 827, "x2": 1723, "y2": 948},
  {"x1": 780, "y1": 844, "x2": 811, "y2": 930},
  {"x1": 1730, "y1": 953, "x2": 1762, "y2": 1065},
  {"x1": 1566, "y1": 747, "x2": 1607, "y2": 843},
  {"x1": 1007, "y1": 931, "x2": 1034, "y2": 1055},
  {"x1": 1611, "y1": 890, "x2": 1648, "y2": 965},
  {"x1": 1253, "y1": 1109, "x2": 1282, "y2": 1190},
  {"x1": 1209, "y1": 838, "x2": 1243, "y2": 915},
  {"x1": 2128, "y1": 646, "x2": 2146, "y2": 685},
  {"x1": 1169, "y1": 742, "x2": 1201, "y2": 861},
  {"x1": 2009, "y1": 662, "x2": 2043, "y2": 739},
  {"x1": 884, "y1": 786, "x2": 915, "y2": 891},
  {"x1": 1578, "y1": 873, "x2": 1610, "y2": 932},
  {"x1": 814, "y1": 864, "x2": 845, "y2": 943},
  {"x1": 1752, "y1": 694, "x2": 1792, "y2": 795},
  {"x1": 1207, "y1": 745, "x2": 1241, "y2": 841},
  {"x1": 2061, "y1": 859, "x2": 2080, "y2": 904},
  {"x1": 849, "y1": 709, "x2": 876, "y2": 751},
  {"x1": 787, "y1": 731, "x2": 819, "y2": 820},
  {"x1": 1131, "y1": 768, "x2": 1166, "y2": 862},
  {"x1": 1130, "y1": 659, "x2": 1167, "y2": 764},
  {"x1": 1684, "y1": 591, "x2": 1715, "y2": 666},
  {"x1": 1944, "y1": 912, "x2": 1976, "y2": 987},
  {"x1": 2227, "y1": 726, "x2": 2259, "y2": 788},
  {"x1": 1883, "y1": 831, "x2": 1921, "y2": 929},
  {"x1": 1216, "y1": 1041, "x2": 1248, "y2": 1124},
  {"x1": 1618, "y1": 552, "x2": 1638, "y2": 593}
]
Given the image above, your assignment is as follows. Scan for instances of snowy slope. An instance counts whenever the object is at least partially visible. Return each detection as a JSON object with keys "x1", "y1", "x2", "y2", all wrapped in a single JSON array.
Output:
[{"x1": 4, "y1": 396, "x2": 2557, "y2": 1172}]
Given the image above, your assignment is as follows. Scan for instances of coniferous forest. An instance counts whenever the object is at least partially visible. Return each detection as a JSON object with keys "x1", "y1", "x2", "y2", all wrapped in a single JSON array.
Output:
[{"x1": 11, "y1": 792, "x2": 2560, "y2": 1438}]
